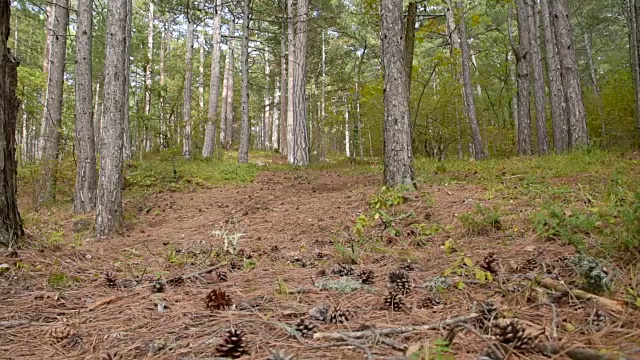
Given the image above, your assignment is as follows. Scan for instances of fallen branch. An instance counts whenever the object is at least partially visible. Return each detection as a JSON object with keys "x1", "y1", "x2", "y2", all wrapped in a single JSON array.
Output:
[
  {"x1": 537, "y1": 277, "x2": 625, "y2": 313},
  {"x1": 534, "y1": 343, "x2": 631, "y2": 360},
  {"x1": 0, "y1": 320, "x2": 30, "y2": 328},
  {"x1": 313, "y1": 313, "x2": 479, "y2": 340},
  {"x1": 87, "y1": 295, "x2": 125, "y2": 311},
  {"x1": 308, "y1": 338, "x2": 373, "y2": 360}
]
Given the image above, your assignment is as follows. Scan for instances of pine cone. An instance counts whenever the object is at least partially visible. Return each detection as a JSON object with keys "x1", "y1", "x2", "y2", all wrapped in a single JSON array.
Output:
[
  {"x1": 308, "y1": 303, "x2": 330, "y2": 322},
  {"x1": 419, "y1": 296, "x2": 443, "y2": 309},
  {"x1": 401, "y1": 262, "x2": 416, "y2": 271},
  {"x1": 357, "y1": 269, "x2": 375, "y2": 285},
  {"x1": 268, "y1": 349, "x2": 294, "y2": 360},
  {"x1": 216, "y1": 269, "x2": 228, "y2": 282},
  {"x1": 331, "y1": 264, "x2": 355, "y2": 277},
  {"x1": 294, "y1": 318, "x2": 317, "y2": 338},
  {"x1": 229, "y1": 258, "x2": 243, "y2": 271},
  {"x1": 47, "y1": 325, "x2": 75, "y2": 343},
  {"x1": 478, "y1": 300, "x2": 500, "y2": 328},
  {"x1": 104, "y1": 271, "x2": 118, "y2": 288},
  {"x1": 216, "y1": 329, "x2": 249, "y2": 359},
  {"x1": 100, "y1": 352, "x2": 120, "y2": 360},
  {"x1": 388, "y1": 268, "x2": 412, "y2": 293},
  {"x1": 383, "y1": 292, "x2": 405, "y2": 311},
  {"x1": 204, "y1": 288, "x2": 233, "y2": 310},
  {"x1": 519, "y1": 258, "x2": 539, "y2": 273},
  {"x1": 491, "y1": 318, "x2": 531, "y2": 350},
  {"x1": 480, "y1": 253, "x2": 499, "y2": 275},
  {"x1": 589, "y1": 309, "x2": 608, "y2": 331},
  {"x1": 329, "y1": 308, "x2": 352, "y2": 324},
  {"x1": 478, "y1": 345, "x2": 505, "y2": 360},
  {"x1": 151, "y1": 281, "x2": 165, "y2": 293}
]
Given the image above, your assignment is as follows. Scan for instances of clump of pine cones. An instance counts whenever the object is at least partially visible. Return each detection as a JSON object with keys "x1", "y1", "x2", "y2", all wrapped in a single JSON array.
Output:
[
  {"x1": 294, "y1": 318, "x2": 317, "y2": 338},
  {"x1": 388, "y1": 268, "x2": 412, "y2": 293},
  {"x1": 490, "y1": 318, "x2": 532, "y2": 350},
  {"x1": 383, "y1": 292, "x2": 405, "y2": 311}
]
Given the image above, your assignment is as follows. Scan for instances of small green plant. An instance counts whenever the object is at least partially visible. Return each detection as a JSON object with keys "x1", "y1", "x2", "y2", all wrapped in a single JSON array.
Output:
[
  {"x1": 275, "y1": 276, "x2": 289, "y2": 295},
  {"x1": 532, "y1": 207, "x2": 595, "y2": 248},
  {"x1": 369, "y1": 186, "x2": 407, "y2": 210},
  {"x1": 334, "y1": 242, "x2": 359, "y2": 264},
  {"x1": 243, "y1": 258, "x2": 257, "y2": 271},
  {"x1": 626, "y1": 288, "x2": 640, "y2": 309},
  {"x1": 443, "y1": 255, "x2": 493, "y2": 288},
  {"x1": 48, "y1": 272, "x2": 78, "y2": 289},
  {"x1": 459, "y1": 204, "x2": 502, "y2": 236},
  {"x1": 43, "y1": 230, "x2": 65, "y2": 249}
]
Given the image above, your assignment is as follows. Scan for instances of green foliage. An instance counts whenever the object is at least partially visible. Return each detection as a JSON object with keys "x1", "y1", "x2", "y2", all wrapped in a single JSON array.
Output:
[
  {"x1": 443, "y1": 255, "x2": 493, "y2": 287},
  {"x1": 369, "y1": 186, "x2": 407, "y2": 210},
  {"x1": 459, "y1": 204, "x2": 502, "y2": 236},
  {"x1": 48, "y1": 272, "x2": 78, "y2": 289},
  {"x1": 243, "y1": 258, "x2": 257, "y2": 271},
  {"x1": 334, "y1": 242, "x2": 360, "y2": 264}
]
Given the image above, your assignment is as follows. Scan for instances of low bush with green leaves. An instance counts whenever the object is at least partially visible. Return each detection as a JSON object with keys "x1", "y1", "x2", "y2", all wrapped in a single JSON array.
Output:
[{"x1": 459, "y1": 204, "x2": 502, "y2": 236}]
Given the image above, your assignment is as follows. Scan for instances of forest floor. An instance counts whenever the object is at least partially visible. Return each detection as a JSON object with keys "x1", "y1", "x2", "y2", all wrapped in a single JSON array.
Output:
[{"x1": 1, "y1": 150, "x2": 640, "y2": 360}]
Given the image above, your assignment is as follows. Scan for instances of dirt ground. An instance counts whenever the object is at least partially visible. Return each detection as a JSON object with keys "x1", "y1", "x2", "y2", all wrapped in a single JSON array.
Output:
[{"x1": 1, "y1": 169, "x2": 639, "y2": 359}]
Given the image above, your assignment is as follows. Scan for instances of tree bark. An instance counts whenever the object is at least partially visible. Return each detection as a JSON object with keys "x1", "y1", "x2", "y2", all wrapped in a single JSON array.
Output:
[
  {"x1": 528, "y1": 0, "x2": 549, "y2": 154},
  {"x1": 584, "y1": 31, "x2": 606, "y2": 144},
  {"x1": 292, "y1": 0, "x2": 309, "y2": 165},
  {"x1": 159, "y1": 19, "x2": 167, "y2": 148},
  {"x1": 344, "y1": 96, "x2": 350, "y2": 157},
  {"x1": 513, "y1": 0, "x2": 533, "y2": 156},
  {"x1": 74, "y1": 0, "x2": 96, "y2": 214},
  {"x1": 96, "y1": 0, "x2": 128, "y2": 237},
  {"x1": 319, "y1": 31, "x2": 326, "y2": 159},
  {"x1": 203, "y1": 0, "x2": 222, "y2": 158},
  {"x1": 0, "y1": 0, "x2": 24, "y2": 247},
  {"x1": 38, "y1": 0, "x2": 68, "y2": 205},
  {"x1": 143, "y1": 2, "x2": 153, "y2": 152},
  {"x1": 381, "y1": 0, "x2": 415, "y2": 189},
  {"x1": 263, "y1": 53, "x2": 272, "y2": 150},
  {"x1": 457, "y1": 1, "x2": 485, "y2": 160},
  {"x1": 279, "y1": 30, "x2": 287, "y2": 156},
  {"x1": 198, "y1": 31, "x2": 205, "y2": 112},
  {"x1": 355, "y1": 43, "x2": 366, "y2": 161},
  {"x1": 540, "y1": 0, "x2": 568, "y2": 153},
  {"x1": 405, "y1": 1, "x2": 417, "y2": 94},
  {"x1": 225, "y1": 20, "x2": 236, "y2": 148},
  {"x1": 182, "y1": 18, "x2": 195, "y2": 158},
  {"x1": 238, "y1": 0, "x2": 251, "y2": 163},
  {"x1": 286, "y1": 0, "x2": 295, "y2": 163},
  {"x1": 628, "y1": 0, "x2": 640, "y2": 135},
  {"x1": 122, "y1": 0, "x2": 132, "y2": 161},
  {"x1": 550, "y1": 0, "x2": 588, "y2": 148}
]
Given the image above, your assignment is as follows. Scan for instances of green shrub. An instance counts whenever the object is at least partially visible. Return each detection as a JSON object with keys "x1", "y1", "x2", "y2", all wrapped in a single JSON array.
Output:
[{"x1": 459, "y1": 204, "x2": 502, "y2": 235}]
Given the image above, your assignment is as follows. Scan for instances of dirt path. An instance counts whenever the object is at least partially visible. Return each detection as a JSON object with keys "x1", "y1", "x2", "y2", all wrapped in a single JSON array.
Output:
[{"x1": 1, "y1": 170, "x2": 638, "y2": 360}]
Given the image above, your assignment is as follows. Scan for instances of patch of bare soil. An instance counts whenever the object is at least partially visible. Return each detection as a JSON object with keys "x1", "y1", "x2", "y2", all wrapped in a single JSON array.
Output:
[{"x1": 1, "y1": 170, "x2": 639, "y2": 360}]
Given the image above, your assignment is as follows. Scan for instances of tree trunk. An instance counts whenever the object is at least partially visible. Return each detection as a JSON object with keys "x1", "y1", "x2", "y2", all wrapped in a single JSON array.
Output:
[
  {"x1": 457, "y1": 1, "x2": 485, "y2": 160},
  {"x1": 286, "y1": 0, "x2": 295, "y2": 163},
  {"x1": 320, "y1": 31, "x2": 326, "y2": 159},
  {"x1": 225, "y1": 21, "x2": 236, "y2": 148},
  {"x1": 74, "y1": 0, "x2": 96, "y2": 214},
  {"x1": 123, "y1": 0, "x2": 132, "y2": 161},
  {"x1": 528, "y1": 0, "x2": 548, "y2": 154},
  {"x1": 279, "y1": 32, "x2": 287, "y2": 155},
  {"x1": 584, "y1": 31, "x2": 606, "y2": 144},
  {"x1": 202, "y1": 0, "x2": 222, "y2": 158},
  {"x1": 405, "y1": 1, "x2": 417, "y2": 94},
  {"x1": 159, "y1": 19, "x2": 167, "y2": 148},
  {"x1": 38, "y1": 0, "x2": 68, "y2": 205},
  {"x1": 143, "y1": 2, "x2": 153, "y2": 152},
  {"x1": 513, "y1": 0, "x2": 533, "y2": 156},
  {"x1": 551, "y1": 0, "x2": 588, "y2": 148},
  {"x1": 182, "y1": 18, "x2": 195, "y2": 158},
  {"x1": 381, "y1": 0, "x2": 415, "y2": 188},
  {"x1": 263, "y1": 53, "x2": 272, "y2": 150},
  {"x1": 628, "y1": 0, "x2": 640, "y2": 135},
  {"x1": 344, "y1": 96, "x2": 350, "y2": 157},
  {"x1": 272, "y1": 74, "x2": 280, "y2": 151},
  {"x1": 292, "y1": 0, "x2": 309, "y2": 165},
  {"x1": 540, "y1": 0, "x2": 568, "y2": 153},
  {"x1": 0, "y1": 0, "x2": 24, "y2": 247},
  {"x1": 355, "y1": 44, "x2": 366, "y2": 161},
  {"x1": 238, "y1": 0, "x2": 250, "y2": 163},
  {"x1": 96, "y1": 0, "x2": 128, "y2": 237},
  {"x1": 93, "y1": 81, "x2": 101, "y2": 153},
  {"x1": 198, "y1": 31, "x2": 205, "y2": 112}
]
